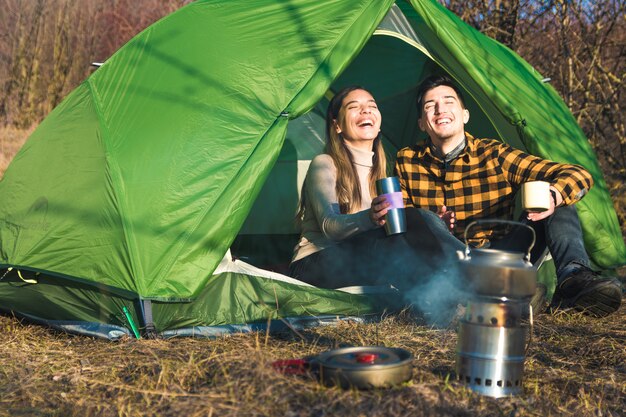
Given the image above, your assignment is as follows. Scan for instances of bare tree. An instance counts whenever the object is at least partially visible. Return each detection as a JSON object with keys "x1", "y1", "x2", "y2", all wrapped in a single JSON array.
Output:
[
  {"x1": 0, "y1": 0, "x2": 45, "y2": 127},
  {"x1": 438, "y1": 0, "x2": 522, "y2": 48},
  {"x1": 0, "y1": 0, "x2": 187, "y2": 128},
  {"x1": 0, "y1": 0, "x2": 623, "y2": 183},
  {"x1": 515, "y1": 0, "x2": 626, "y2": 177}
]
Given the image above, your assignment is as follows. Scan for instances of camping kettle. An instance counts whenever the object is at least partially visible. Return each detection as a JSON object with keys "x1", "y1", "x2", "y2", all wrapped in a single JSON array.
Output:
[
  {"x1": 457, "y1": 220, "x2": 537, "y2": 299},
  {"x1": 456, "y1": 220, "x2": 537, "y2": 398}
]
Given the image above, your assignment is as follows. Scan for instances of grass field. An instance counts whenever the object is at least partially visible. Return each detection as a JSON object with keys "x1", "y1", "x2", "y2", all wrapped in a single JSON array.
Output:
[{"x1": 0, "y1": 307, "x2": 625, "y2": 417}]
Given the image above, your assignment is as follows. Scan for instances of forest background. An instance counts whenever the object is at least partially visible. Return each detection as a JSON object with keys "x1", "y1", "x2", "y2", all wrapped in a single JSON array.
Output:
[{"x1": 0, "y1": 0, "x2": 624, "y2": 238}]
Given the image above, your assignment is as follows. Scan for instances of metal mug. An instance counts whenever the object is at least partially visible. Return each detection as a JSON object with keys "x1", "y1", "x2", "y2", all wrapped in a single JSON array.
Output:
[{"x1": 375, "y1": 177, "x2": 406, "y2": 235}]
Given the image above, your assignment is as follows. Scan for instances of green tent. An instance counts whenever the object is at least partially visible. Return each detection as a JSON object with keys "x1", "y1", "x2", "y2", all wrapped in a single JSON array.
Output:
[{"x1": 1, "y1": 0, "x2": 624, "y2": 339}]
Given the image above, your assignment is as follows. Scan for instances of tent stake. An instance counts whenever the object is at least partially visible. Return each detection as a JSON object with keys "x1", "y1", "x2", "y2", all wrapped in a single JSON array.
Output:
[{"x1": 123, "y1": 306, "x2": 141, "y2": 339}]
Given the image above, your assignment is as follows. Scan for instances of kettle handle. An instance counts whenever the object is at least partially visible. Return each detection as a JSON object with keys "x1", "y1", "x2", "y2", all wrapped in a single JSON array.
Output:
[{"x1": 464, "y1": 219, "x2": 536, "y2": 262}]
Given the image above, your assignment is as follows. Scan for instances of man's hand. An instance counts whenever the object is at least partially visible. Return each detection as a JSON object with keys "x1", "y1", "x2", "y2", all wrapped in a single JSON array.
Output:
[
  {"x1": 437, "y1": 205, "x2": 455, "y2": 231},
  {"x1": 370, "y1": 195, "x2": 390, "y2": 226},
  {"x1": 527, "y1": 186, "x2": 562, "y2": 222}
]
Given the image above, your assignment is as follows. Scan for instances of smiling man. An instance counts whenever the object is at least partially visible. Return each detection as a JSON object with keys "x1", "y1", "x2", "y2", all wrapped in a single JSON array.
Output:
[{"x1": 394, "y1": 75, "x2": 622, "y2": 318}]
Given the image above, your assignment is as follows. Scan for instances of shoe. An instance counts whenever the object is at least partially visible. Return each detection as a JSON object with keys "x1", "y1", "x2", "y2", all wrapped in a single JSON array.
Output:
[{"x1": 552, "y1": 268, "x2": 622, "y2": 317}]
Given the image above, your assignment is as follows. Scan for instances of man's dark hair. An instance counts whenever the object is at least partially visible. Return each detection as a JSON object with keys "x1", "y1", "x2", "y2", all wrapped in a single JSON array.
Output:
[{"x1": 416, "y1": 75, "x2": 466, "y2": 117}]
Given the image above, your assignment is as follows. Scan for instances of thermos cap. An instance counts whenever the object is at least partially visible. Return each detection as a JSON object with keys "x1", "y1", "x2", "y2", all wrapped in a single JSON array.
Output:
[{"x1": 376, "y1": 176, "x2": 401, "y2": 194}]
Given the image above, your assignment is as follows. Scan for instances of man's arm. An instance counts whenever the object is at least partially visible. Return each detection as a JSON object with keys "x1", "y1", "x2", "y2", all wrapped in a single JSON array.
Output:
[{"x1": 496, "y1": 142, "x2": 593, "y2": 206}]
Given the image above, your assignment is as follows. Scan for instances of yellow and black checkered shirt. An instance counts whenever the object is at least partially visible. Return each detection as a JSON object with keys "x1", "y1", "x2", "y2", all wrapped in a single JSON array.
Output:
[{"x1": 394, "y1": 133, "x2": 593, "y2": 242}]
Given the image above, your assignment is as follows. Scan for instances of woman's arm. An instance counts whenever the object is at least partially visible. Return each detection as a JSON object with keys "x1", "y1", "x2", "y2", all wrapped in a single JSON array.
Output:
[{"x1": 305, "y1": 155, "x2": 377, "y2": 241}]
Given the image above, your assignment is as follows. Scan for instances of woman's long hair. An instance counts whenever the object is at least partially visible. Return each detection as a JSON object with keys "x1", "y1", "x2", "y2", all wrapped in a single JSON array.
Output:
[{"x1": 296, "y1": 86, "x2": 387, "y2": 224}]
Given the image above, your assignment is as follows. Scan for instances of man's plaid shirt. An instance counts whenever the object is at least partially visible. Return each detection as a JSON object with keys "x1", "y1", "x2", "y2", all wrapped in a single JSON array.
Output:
[{"x1": 394, "y1": 133, "x2": 593, "y2": 242}]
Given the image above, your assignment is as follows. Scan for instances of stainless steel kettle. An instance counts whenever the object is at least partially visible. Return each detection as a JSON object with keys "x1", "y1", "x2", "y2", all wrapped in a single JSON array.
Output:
[{"x1": 457, "y1": 220, "x2": 537, "y2": 299}]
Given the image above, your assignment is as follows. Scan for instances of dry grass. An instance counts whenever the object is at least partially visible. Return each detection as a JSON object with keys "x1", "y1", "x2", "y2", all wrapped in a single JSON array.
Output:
[
  {"x1": 0, "y1": 305, "x2": 625, "y2": 417},
  {"x1": 0, "y1": 125, "x2": 33, "y2": 179}
]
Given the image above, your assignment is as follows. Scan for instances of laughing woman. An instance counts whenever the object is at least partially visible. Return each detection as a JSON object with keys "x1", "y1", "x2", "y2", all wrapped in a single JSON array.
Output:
[{"x1": 288, "y1": 86, "x2": 459, "y2": 289}]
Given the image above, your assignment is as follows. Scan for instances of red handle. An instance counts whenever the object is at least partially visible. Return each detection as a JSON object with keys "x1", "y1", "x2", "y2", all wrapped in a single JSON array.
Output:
[{"x1": 271, "y1": 359, "x2": 309, "y2": 375}]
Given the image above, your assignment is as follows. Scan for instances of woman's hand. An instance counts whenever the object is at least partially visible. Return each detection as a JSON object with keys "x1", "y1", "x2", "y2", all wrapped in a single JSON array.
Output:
[
  {"x1": 437, "y1": 205, "x2": 455, "y2": 231},
  {"x1": 370, "y1": 195, "x2": 390, "y2": 226}
]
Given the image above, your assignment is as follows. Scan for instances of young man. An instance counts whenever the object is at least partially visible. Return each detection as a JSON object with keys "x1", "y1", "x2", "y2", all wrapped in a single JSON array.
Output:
[{"x1": 394, "y1": 74, "x2": 622, "y2": 317}]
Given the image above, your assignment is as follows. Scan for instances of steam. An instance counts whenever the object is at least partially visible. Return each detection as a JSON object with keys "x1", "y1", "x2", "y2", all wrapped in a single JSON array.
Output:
[{"x1": 402, "y1": 259, "x2": 467, "y2": 328}]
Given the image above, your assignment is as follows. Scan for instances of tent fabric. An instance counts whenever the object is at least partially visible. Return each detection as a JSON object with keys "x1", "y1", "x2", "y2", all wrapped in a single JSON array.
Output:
[
  {"x1": 0, "y1": 257, "x2": 390, "y2": 340},
  {"x1": 0, "y1": 0, "x2": 396, "y2": 301},
  {"x1": 0, "y1": 0, "x2": 623, "y2": 338}
]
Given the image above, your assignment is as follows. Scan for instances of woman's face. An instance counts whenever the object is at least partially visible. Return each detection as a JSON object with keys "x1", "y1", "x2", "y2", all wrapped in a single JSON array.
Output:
[{"x1": 334, "y1": 89, "x2": 381, "y2": 148}]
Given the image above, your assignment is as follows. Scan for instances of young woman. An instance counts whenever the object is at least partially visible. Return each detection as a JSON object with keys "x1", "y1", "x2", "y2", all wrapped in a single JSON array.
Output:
[{"x1": 289, "y1": 86, "x2": 459, "y2": 289}]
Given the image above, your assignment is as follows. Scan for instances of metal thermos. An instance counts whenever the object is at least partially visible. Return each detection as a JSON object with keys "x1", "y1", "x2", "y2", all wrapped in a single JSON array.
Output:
[
  {"x1": 456, "y1": 220, "x2": 537, "y2": 398},
  {"x1": 375, "y1": 177, "x2": 406, "y2": 235}
]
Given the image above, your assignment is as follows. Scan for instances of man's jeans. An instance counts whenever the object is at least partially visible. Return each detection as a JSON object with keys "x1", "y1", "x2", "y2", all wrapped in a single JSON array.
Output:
[{"x1": 416, "y1": 205, "x2": 590, "y2": 283}]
